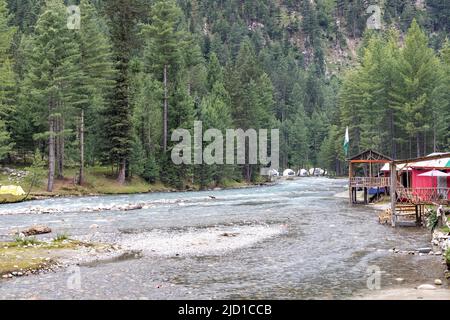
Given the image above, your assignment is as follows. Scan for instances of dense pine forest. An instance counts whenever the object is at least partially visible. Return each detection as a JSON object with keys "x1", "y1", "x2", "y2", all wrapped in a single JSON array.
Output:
[{"x1": 0, "y1": 0, "x2": 449, "y2": 192}]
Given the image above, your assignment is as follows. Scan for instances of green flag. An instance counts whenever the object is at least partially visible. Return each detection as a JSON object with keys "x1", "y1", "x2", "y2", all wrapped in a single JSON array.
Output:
[{"x1": 343, "y1": 126, "x2": 349, "y2": 157}]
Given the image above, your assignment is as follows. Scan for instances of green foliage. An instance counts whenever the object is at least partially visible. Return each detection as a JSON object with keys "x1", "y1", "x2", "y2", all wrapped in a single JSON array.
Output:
[
  {"x1": 0, "y1": 119, "x2": 12, "y2": 160},
  {"x1": 13, "y1": 236, "x2": 41, "y2": 246},
  {"x1": 445, "y1": 248, "x2": 450, "y2": 264},
  {"x1": 0, "y1": 0, "x2": 449, "y2": 188},
  {"x1": 0, "y1": 0, "x2": 16, "y2": 160},
  {"x1": 427, "y1": 209, "x2": 439, "y2": 231},
  {"x1": 340, "y1": 21, "x2": 447, "y2": 160},
  {"x1": 53, "y1": 233, "x2": 69, "y2": 242}
]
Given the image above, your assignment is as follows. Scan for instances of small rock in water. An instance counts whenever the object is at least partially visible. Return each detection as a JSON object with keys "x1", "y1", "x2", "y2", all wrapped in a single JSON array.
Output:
[
  {"x1": 417, "y1": 284, "x2": 436, "y2": 290},
  {"x1": 434, "y1": 279, "x2": 442, "y2": 285},
  {"x1": 434, "y1": 251, "x2": 442, "y2": 256},
  {"x1": 89, "y1": 224, "x2": 99, "y2": 229},
  {"x1": 395, "y1": 278, "x2": 404, "y2": 283},
  {"x1": 417, "y1": 248, "x2": 432, "y2": 254}
]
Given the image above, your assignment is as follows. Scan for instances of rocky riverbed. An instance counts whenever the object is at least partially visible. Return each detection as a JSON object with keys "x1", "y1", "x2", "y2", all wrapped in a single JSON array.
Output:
[{"x1": 0, "y1": 178, "x2": 448, "y2": 300}]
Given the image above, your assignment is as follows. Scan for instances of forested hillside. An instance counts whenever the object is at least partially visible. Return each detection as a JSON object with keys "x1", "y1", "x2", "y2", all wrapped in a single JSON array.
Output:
[{"x1": 0, "y1": 0, "x2": 449, "y2": 191}]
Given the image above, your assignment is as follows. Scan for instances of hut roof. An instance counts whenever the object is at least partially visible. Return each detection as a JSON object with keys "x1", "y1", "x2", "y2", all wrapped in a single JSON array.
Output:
[
  {"x1": 348, "y1": 149, "x2": 392, "y2": 163},
  {"x1": 380, "y1": 153, "x2": 450, "y2": 171}
]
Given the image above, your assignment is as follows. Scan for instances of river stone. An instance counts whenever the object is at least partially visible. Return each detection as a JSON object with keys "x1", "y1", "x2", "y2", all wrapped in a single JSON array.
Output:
[
  {"x1": 417, "y1": 248, "x2": 432, "y2": 254},
  {"x1": 21, "y1": 225, "x2": 51, "y2": 236},
  {"x1": 417, "y1": 284, "x2": 436, "y2": 290},
  {"x1": 434, "y1": 279, "x2": 442, "y2": 285},
  {"x1": 395, "y1": 278, "x2": 404, "y2": 282}
]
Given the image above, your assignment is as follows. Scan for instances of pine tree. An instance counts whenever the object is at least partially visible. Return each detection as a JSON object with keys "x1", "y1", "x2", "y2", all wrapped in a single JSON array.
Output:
[
  {"x1": 76, "y1": 0, "x2": 116, "y2": 185},
  {"x1": 6, "y1": 0, "x2": 43, "y2": 32},
  {"x1": 103, "y1": 0, "x2": 145, "y2": 184},
  {"x1": 0, "y1": 120, "x2": 12, "y2": 160},
  {"x1": 142, "y1": 0, "x2": 186, "y2": 153},
  {"x1": 129, "y1": 59, "x2": 163, "y2": 179},
  {"x1": 0, "y1": 0, "x2": 15, "y2": 160},
  {"x1": 22, "y1": 0, "x2": 83, "y2": 191},
  {"x1": 432, "y1": 40, "x2": 450, "y2": 151},
  {"x1": 390, "y1": 20, "x2": 440, "y2": 157},
  {"x1": 198, "y1": 80, "x2": 233, "y2": 187},
  {"x1": 226, "y1": 39, "x2": 276, "y2": 181}
]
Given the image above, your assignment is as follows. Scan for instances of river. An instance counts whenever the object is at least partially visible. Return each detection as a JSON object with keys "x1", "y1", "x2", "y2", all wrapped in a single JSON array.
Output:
[{"x1": 0, "y1": 177, "x2": 447, "y2": 299}]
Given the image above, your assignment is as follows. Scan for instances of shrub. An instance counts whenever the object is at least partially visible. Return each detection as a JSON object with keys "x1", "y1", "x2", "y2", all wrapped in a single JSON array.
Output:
[
  {"x1": 14, "y1": 236, "x2": 41, "y2": 246},
  {"x1": 427, "y1": 210, "x2": 438, "y2": 230},
  {"x1": 445, "y1": 248, "x2": 450, "y2": 264},
  {"x1": 53, "y1": 233, "x2": 70, "y2": 242}
]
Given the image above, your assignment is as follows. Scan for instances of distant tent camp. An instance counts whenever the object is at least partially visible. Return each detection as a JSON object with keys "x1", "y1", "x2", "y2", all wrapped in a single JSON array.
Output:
[
  {"x1": 0, "y1": 185, "x2": 26, "y2": 196},
  {"x1": 283, "y1": 169, "x2": 295, "y2": 177},
  {"x1": 298, "y1": 169, "x2": 308, "y2": 177},
  {"x1": 309, "y1": 168, "x2": 325, "y2": 176}
]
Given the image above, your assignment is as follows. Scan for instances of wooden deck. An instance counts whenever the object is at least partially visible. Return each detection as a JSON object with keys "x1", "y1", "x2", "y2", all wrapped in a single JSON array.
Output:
[
  {"x1": 396, "y1": 187, "x2": 449, "y2": 205},
  {"x1": 349, "y1": 177, "x2": 390, "y2": 188}
]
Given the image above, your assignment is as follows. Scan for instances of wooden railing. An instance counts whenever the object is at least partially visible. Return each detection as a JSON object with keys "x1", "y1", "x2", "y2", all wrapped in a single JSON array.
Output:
[
  {"x1": 396, "y1": 187, "x2": 450, "y2": 204},
  {"x1": 350, "y1": 177, "x2": 391, "y2": 188}
]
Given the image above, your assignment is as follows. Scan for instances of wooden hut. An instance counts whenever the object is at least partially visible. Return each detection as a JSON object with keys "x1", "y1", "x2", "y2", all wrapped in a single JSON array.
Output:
[{"x1": 348, "y1": 149, "x2": 392, "y2": 205}]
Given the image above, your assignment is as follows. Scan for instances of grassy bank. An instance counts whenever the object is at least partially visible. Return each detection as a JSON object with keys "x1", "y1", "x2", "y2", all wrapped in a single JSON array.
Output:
[
  {"x1": 0, "y1": 167, "x2": 159, "y2": 203},
  {"x1": 0, "y1": 166, "x2": 266, "y2": 203},
  {"x1": 0, "y1": 237, "x2": 107, "y2": 277}
]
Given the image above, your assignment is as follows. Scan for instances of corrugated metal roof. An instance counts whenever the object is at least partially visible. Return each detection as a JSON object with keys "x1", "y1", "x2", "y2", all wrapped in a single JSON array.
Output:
[{"x1": 380, "y1": 153, "x2": 450, "y2": 171}]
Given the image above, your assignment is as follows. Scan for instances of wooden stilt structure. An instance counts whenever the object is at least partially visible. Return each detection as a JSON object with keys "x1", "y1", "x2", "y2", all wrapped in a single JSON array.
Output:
[{"x1": 348, "y1": 150, "x2": 392, "y2": 205}]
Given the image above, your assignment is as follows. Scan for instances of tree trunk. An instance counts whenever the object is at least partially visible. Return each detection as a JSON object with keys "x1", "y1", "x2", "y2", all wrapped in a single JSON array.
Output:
[
  {"x1": 55, "y1": 116, "x2": 60, "y2": 178},
  {"x1": 409, "y1": 137, "x2": 412, "y2": 159},
  {"x1": 246, "y1": 164, "x2": 251, "y2": 182},
  {"x1": 423, "y1": 131, "x2": 427, "y2": 156},
  {"x1": 117, "y1": 159, "x2": 126, "y2": 185},
  {"x1": 416, "y1": 133, "x2": 420, "y2": 158},
  {"x1": 47, "y1": 116, "x2": 55, "y2": 192},
  {"x1": 163, "y1": 64, "x2": 168, "y2": 153},
  {"x1": 56, "y1": 116, "x2": 64, "y2": 179},
  {"x1": 433, "y1": 124, "x2": 437, "y2": 152},
  {"x1": 79, "y1": 109, "x2": 85, "y2": 185},
  {"x1": 389, "y1": 109, "x2": 396, "y2": 159}
]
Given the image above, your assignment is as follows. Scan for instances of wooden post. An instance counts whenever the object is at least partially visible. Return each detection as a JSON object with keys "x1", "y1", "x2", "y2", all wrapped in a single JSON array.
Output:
[
  {"x1": 349, "y1": 162, "x2": 353, "y2": 204},
  {"x1": 390, "y1": 162, "x2": 397, "y2": 227},
  {"x1": 364, "y1": 187, "x2": 368, "y2": 204}
]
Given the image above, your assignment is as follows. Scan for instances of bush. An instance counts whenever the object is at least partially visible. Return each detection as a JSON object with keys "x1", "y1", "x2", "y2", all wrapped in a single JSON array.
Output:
[
  {"x1": 14, "y1": 236, "x2": 41, "y2": 246},
  {"x1": 445, "y1": 248, "x2": 450, "y2": 264},
  {"x1": 53, "y1": 233, "x2": 70, "y2": 242},
  {"x1": 427, "y1": 210, "x2": 438, "y2": 230}
]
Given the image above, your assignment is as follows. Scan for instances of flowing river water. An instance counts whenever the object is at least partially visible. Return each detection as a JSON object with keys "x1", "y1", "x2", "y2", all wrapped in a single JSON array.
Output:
[{"x1": 0, "y1": 177, "x2": 447, "y2": 299}]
